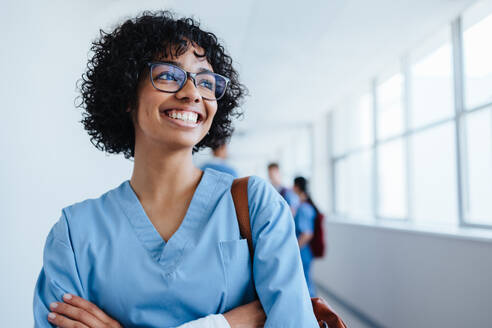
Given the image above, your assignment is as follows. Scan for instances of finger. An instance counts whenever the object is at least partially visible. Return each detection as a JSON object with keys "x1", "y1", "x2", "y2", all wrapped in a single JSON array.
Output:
[
  {"x1": 50, "y1": 301, "x2": 101, "y2": 327},
  {"x1": 62, "y1": 294, "x2": 116, "y2": 324},
  {"x1": 48, "y1": 312, "x2": 90, "y2": 328}
]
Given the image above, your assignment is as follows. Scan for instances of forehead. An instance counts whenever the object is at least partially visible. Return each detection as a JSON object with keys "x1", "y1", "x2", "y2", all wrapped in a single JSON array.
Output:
[{"x1": 158, "y1": 43, "x2": 213, "y2": 72}]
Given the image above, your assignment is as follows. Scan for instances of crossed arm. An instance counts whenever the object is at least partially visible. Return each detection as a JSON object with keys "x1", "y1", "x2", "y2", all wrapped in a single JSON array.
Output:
[{"x1": 47, "y1": 294, "x2": 266, "y2": 328}]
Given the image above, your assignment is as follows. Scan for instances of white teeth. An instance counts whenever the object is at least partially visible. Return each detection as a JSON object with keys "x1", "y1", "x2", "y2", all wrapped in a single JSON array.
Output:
[{"x1": 166, "y1": 110, "x2": 198, "y2": 124}]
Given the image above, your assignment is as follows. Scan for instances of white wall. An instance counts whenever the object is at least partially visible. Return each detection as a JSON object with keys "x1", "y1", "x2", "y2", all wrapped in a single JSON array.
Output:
[{"x1": 313, "y1": 221, "x2": 492, "y2": 327}]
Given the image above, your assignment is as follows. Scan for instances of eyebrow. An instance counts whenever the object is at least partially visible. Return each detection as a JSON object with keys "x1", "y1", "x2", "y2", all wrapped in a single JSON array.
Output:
[{"x1": 160, "y1": 60, "x2": 212, "y2": 73}]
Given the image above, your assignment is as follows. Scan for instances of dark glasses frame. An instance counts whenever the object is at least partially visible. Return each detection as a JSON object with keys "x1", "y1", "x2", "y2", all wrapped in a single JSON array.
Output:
[{"x1": 146, "y1": 62, "x2": 230, "y2": 101}]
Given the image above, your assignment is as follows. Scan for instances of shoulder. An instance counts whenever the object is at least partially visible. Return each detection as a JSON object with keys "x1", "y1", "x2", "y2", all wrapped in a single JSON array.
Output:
[
  {"x1": 297, "y1": 202, "x2": 316, "y2": 218},
  {"x1": 63, "y1": 184, "x2": 118, "y2": 223},
  {"x1": 246, "y1": 176, "x2": 285, "y2": 215},
  {"x1": 51, "y1": 181, "x2": 126, "y2": 242},
  {"x1": 246, "y1": 176, "x2": 292, "y2": 228},
  {"x1": 244, "y1": 176, "x2": 295, "y2": 246}
]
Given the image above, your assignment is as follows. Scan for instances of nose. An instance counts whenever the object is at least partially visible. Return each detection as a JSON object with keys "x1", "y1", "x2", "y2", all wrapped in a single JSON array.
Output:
[{"x1": 175, "y1": 76, "x2": 201, "y2": 103}]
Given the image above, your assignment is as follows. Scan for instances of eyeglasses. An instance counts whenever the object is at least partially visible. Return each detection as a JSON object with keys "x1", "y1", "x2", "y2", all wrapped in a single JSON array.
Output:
[{"x1": 147, "y1": 62, "x2": 230, "y2": 101}]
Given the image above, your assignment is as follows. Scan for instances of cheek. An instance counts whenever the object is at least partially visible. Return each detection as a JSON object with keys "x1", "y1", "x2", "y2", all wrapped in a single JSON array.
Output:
[{"x1": 205, "y1": 102, "x2": 218, "y2": 123}]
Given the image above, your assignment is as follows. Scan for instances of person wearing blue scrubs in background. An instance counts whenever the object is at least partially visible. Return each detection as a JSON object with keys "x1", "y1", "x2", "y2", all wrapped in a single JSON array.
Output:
[
  {"x1": 267, "y1": 163, "x2": 300, "y2": 215},
  {"x1": 33, "y1": 11, "x2": 318, "y2": 328},
  {"x1": 200, "y1": 139, "x2": 239, "y2": 178},
  {"x1": 293, "y1": 177, "x2": 318, "y2": 297}
]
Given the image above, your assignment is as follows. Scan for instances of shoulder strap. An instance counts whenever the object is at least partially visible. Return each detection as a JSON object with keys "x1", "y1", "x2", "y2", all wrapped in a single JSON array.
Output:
[
  {"x1": 231, "y1": 177, "x2": 254, "y2": 261},
  {"x1": 232, "y1": 178, "x2": 345, "y2": 328}
]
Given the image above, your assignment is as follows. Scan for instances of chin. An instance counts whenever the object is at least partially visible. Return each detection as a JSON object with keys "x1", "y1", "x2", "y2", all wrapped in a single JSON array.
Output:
[{"x1": 164, "y1": 136, "x2": 204, "y2": 151}]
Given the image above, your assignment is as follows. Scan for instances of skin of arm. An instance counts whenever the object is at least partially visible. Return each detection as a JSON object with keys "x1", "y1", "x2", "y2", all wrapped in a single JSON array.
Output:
[
  {"x1": 297, "y1": 232, "x2": 314, "y2": 248},
  {"x1": 222, "y1": 300, "x2": 266, "y2": 327}
]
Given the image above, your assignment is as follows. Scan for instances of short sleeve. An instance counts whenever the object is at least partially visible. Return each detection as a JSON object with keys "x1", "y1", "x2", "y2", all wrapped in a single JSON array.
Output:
[
  {"x1": 247, "y1": 177, "x2": 318, "y2": 328},
  {"x1": 295, "y1": 204, "x2": 316, "y2": 235},
  {"x1": 33, "y1": 208, "x2": 86, "y2": 328}
]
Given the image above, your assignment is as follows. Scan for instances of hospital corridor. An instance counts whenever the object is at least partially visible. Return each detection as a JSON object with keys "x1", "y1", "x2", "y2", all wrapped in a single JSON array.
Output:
[{"x1": 1, "y1": 0, "x2": 492, "y2": 327}]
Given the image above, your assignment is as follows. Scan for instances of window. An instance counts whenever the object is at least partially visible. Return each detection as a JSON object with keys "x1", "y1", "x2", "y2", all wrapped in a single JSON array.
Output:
[
  {"x1": 334, "y1": 157, "x2": 350, "y2": 216},
  {"x1": 464, "y1": 108, "x2": 492, "y2": 224},
  {"x1": 410, "y1": 122, "x2": 458, "y2": 225},
  {"x1": 332, "y1": 93, "x2": 374, "y2": 219},
  {"x1": 332, "y1": 106, "x2": 350, "y2": 157},
  {"x1": 330, "y1": 3, "x2": 492, "y2": 232},
  {"x1": 334, "y1": 151, "x2": 373, "y2": 220},
  {"x1": 461, "y1": 0, "x2": 492, "y2": 226},
  {"x1": 409, "y1": 28, "x2": 454, "y2": 129},
  {"x1": 463, "y1": 2, "x2": 492, "y2": 110},
  {"x1": 292, "y1": 127, "x2": 312, "y2": 177},
  {"x1": 352, "y1": 94, "x2": 374, "y2": 150},
  {"x1": 377, "y1": 139, "x2": 407, "y2": 219},
  {"x1": 377, "y1": 74, "x2": 404, "y2": 140},
  {"x1": 348, "y1": 150, "x2": 373, "y2": 219},
  {"x1": 332, "y1": 93, "x2": 373, "y2": 156}
]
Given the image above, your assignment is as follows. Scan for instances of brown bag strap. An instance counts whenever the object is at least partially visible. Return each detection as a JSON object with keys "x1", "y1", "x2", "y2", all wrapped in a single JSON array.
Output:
[
  {"x1": 231, "y1": 177, "x2": 254, "y2": 259},
  {"x1": 231, "y1": 177, "x2": 346, "y2": 328}
]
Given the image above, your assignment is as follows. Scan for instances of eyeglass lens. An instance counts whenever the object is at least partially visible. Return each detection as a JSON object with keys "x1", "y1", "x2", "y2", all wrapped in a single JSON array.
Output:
[{"x1": 150, "y1": 63, "x2": 227, "y2": 100}]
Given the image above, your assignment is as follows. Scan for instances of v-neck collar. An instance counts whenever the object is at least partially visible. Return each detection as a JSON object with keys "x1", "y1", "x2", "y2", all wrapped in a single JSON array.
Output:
[{"x1": 115, "y1": 168, "x2": 224, "y2": 272}]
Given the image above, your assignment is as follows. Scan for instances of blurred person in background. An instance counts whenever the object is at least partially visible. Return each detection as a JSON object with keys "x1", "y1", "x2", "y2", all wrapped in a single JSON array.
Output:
[
  {"x1": 267, "y1": 162, "x2": 299, "y2": 214},
  {"x1": 293, "y1": 176, "x2": 318, "y2": 297},
  {"x1": 200, "y1": 138, "x2": 239, "y2": 178},
  {"x1": 32, "y1": 10, "x2": 318, "y2": 328}
]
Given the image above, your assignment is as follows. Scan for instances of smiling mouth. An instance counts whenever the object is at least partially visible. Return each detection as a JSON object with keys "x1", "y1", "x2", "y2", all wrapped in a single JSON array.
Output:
[{"x1": 161, "y1": 109, "x2": 204, "y2": 124}]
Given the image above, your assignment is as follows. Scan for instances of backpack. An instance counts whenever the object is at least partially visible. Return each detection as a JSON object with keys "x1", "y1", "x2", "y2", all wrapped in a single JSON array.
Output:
[{"x1": 310, "y1": 210, "x2": 326, "y2": 258}]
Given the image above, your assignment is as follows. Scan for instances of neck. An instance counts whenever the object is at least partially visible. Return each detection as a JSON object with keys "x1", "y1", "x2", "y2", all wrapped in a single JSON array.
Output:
[
  {"x1": 299, "y1": 192, "x2": 308, "y2": 202},
  {"x1": 130, "y1": 139, "x2": 202, "y2": 203}
]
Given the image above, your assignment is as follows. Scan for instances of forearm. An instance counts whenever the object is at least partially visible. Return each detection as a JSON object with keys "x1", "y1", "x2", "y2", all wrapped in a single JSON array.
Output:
[{"x1": 298, "y1": 232, "x2": 313, "y2": 248}]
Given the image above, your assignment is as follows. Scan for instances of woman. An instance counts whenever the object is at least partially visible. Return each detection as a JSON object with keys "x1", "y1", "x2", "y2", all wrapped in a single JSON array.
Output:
[
  {"x1": 33, "y1": 11, "x2": 318, "y2": 328},
  {"x1": 292, "y1": 177, "x2": 318, "y2": 297}
]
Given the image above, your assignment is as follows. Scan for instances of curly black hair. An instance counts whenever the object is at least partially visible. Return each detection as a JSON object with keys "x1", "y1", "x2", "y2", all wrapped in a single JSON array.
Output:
[{"x1": 77, "y1": 10, "x2": 247, "y2": 159}]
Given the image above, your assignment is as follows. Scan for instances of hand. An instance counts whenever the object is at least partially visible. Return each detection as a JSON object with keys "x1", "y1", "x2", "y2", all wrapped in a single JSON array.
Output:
[
  {"x1": 223, "y1": 300, "x2": 266, "y2": 328},
  {"x1": 48, "y1": 293, "x2": 122, "y2": 328}
]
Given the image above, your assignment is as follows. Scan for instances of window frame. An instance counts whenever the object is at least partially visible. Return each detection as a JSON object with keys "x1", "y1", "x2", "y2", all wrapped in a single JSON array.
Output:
[{"x1": 329, "y1": 13, "x2": 492, "y2": 230}]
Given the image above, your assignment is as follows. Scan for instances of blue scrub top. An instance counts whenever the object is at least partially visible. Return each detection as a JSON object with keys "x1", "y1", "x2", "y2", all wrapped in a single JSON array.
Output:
[
  {"x1": 279, "y1": 187, "x2": 300, "y2": 212},
  {"x1": 294, "y1": 202, "x2": 316, "y2": 261},
  {"x1": 200, "y1": 160, "x2": 238, "y2": 178},
  {"x1": 294, "y1": 202, "x2": 317, "y2": 297},
  {"x1": 33, "y1": 168, "x2": 318, "y2": 327}
]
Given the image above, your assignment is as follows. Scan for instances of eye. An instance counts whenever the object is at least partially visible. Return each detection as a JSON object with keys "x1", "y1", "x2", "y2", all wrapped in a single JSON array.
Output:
[
  {"x1": 198, "y1": 79, "x2": 214, "y2": 90},
  {"x1": 156, "y1": 72, "x2": 178, "y2": 81}
]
